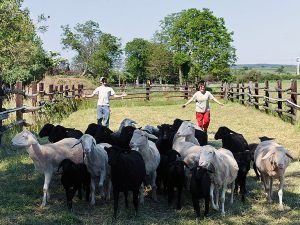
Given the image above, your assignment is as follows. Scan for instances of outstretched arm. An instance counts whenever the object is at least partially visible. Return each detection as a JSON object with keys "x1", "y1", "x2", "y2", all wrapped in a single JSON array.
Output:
[
  {"x1": 212, "y1": 98, "x2": 224, "y2": 106},
  {"x1": 113, "y1": 92, "x2": 127, "y2": 98},
  {"x1": 182, "y1": 96, "x2": 195, "y2": 108}
]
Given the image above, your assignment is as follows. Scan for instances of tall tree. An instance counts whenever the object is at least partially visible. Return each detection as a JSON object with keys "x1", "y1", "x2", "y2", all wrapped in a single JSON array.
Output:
[
  {"x1": 155, "y1": 8, "x2": 236, "y2": 83},
  {"x1": 146, "y1": 43, "x2": 174, "y2": 84},
  {"x1": 125, "y1": 38, "x2": 151, "y2": 85},
  {"x1": 0, "y1": 0, "x2": 50, "y2": 84}
]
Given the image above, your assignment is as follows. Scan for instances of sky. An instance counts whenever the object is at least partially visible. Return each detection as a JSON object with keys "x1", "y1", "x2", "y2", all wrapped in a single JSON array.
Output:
[{"x1": 23, "y1": 0, "x2": 300, "y2": 65}]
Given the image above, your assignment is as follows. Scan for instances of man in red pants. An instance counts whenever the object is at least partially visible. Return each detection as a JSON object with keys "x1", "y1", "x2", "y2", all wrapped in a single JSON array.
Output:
[{"x1": 182, "y1": 80, "x2": 224, "y2": 132}]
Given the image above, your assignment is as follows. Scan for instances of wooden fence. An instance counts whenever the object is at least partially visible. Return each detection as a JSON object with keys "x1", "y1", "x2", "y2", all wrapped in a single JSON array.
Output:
[
  {"x1": 0, "y1": 81, "x2": 83, "y2": 144},
  {"x1": 226, "y1": 80, "x2": 299, "y2": 122}
]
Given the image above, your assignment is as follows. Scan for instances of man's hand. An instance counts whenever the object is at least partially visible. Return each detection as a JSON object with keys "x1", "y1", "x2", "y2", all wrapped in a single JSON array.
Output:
[{"x1": 121, "y1": 92, "x2": 127, "y2": 97}]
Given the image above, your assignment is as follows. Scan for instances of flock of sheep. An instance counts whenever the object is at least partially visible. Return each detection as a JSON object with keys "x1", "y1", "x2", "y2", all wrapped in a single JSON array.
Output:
[{"x1": 11, "y1": 118, "x2": 294, "y2": 219}]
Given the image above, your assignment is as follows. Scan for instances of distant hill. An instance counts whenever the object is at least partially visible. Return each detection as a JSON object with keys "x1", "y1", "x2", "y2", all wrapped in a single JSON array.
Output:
[{"x1": 232, "y1": 64, "x2": 297, "y2": 74}]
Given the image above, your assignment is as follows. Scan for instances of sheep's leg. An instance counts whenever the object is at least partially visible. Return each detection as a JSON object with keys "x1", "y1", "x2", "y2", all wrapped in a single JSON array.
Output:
[
  {"x1": 230, "y1": 181, "x2": 235, "y2": 204},
  {"x1": 240, "y1": 175, "x2": 247, "y2": 203},
  {"x1": 151, "y1": 172, "x2": 158, "y2": 202},
  {"x1": 139, "y1": 183, "x2": 145, "y2": 204},
  {"x1": 124, "y1": 191, "x2": 129, "y2": 209},
  {"x1": 210, "y1": 183, "x2": 218, "y2": 210},
  {"x1": 99, "y1": 172, "x2": 105, "y2": 197},
  {"x1": 278, "y1": 176, "x2": 285, "y2": 211},
  {"x1": 215, "y1": 188, "x2": 220, "y2": 209},
  {"x1": 265, "y1": 176, "x2": 272, "y2": 202},
  {"x1": 204, "y1": 196, "x2": 210, "y2": 217},
  {"x1": 270, "y1": 177, "x2": 273, "y2": 200},
  {"x1": 253, "y1": 162, "x2": 260, "y2": 180},
  {"x1": 105, "y1": 180, "x2": 112, "y2": 201},
  {"x1": 113, "y1": 189, "x2": 119, "y2": 219},
  {"x1": 90, "y1": 178, "x2": 96, "y2": 205},
  {"x1": 168, "y1": 185, "x2": 174, "y2": 207},
  {"x1": 191, "y1": 195, "x2": 200, "y2": 219},
  {"x1": 221, "y1": 184, "x2": 227, "y2": 216},
  {"x1": 176, "y1": 186, "x2": 183, "y2": 210},
  {"x1": 41, "y1": 172, "x2": 52, "y2": 207},
  {"x1": 133, "y1": 189, "x2": 139, "y2": 216}
]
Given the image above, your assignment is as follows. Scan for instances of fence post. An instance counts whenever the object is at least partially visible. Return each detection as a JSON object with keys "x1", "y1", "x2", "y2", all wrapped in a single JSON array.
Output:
[
  {"x1": 59, "y1": 85, "x2": 64, "y2": 97},
  {"x1": 16, "y1": 81, "x2": 23, "y2": 123},
  {"x1": 49, "y1": 84, "x2": 54, "y2": 102},
  {"x1": 248, "y1": 81, "x2": 252, "y2": 105},
  {"x1": 254, "y1": 82, "x2": 259, "y2": 109},
  {"x1": 290, "y1": 79, "x2": 297, "y2": 123},
  {"x1": 236, "y1": 83, "x2": 240, "y2": 101},
  {"x1": 65, "y1": 85, "x2": 69, "y2": 97},
  {"x1": 146, "y1": 84, "x2": 150, "y2": 100},
  {"x1": 54, "y1": 85, "x2": 58, "y2": 94},
  {"x1": 220, "y1": 82, "x2": 224, "y2": 99},
  {"x1": 264, "y1": 80, "x2": 269, "y2": 114},
  {"x1": 39, "y1": 82, "x2": 44, "y2": 101},
  {"x1": 230, "y1": 83, "x2": 234, "y2": 102},
  {"x1": 71, "y1": 85, "x2": 75, "y2": 97},
  {"x1": 241, "y1": 83, "x2": 245, "y2": 105},
  {"x1": 277, "y1": 80, "x2": 283, "y2": 117},
  {"x1": 31, "y1": 81, "x2": 37, "y2": 121},
  {"x1": 184, "y1": 84, "x2": 188, "y2": 100}
]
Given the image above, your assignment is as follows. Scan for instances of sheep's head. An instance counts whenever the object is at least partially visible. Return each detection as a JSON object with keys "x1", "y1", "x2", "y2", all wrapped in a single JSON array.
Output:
[
  {"x1": 73, "y1": 134, "x2": 96, "y2": 154},
  {"x1": 176, "y1": 121, "x2": 195, "y2": 137},
  {"x1": 198, "y1": 147, "x2": 216, "y2": 171},
  {"x1": 129, "y1": 129, "x2": 157, "y2": 151},
  {"x1": 38, "y1": 123, "x2": 55, "y2": 137},
  {"x1": 214, "y1": 126, "x2": 231, "y2": 140},
  {"x1": 120, "y1": 118, "x2": 137, "y2": 128},
  {"x1": 11, "y1": 130, "x2": 38, "y2": 147}
]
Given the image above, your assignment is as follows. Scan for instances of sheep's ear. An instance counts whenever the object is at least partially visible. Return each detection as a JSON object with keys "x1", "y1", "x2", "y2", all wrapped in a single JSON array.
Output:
[
  {"x1": 262, "y1": 150, "x2": 275, "y2": 160},
  {"x1": 72, "y1": 139, "x2": 82, "y2": 148},
  {"x1": 92, "y1": 138, "x2": 96, "y2": 148},
  {"x1": 285, "y1": 150, "x2": 294, "y2": 160},
  {"x1": 144, "y1": 132, "x2": 158, "y2": 140}
]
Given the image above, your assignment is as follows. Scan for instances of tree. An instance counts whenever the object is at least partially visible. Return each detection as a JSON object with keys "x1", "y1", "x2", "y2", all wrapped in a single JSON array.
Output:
[
  {"x1": 276, "y1": 66, "x2": 285, "y2": 74},
  {"x1": 61, "y1": 21, "x2": 122, "y2": 79},
  {"x1": 146, "y1": 43, "x2": 174, "y2": 84},
  {"x1": 125, "y1": 38, "x2": 151, "y2": 85},
  {"x1": 155, "y1": 8, "x2": 236, "y2": 83},
  {"x1": 0, "y1": 0, "x2": 50, "y2": 84}
]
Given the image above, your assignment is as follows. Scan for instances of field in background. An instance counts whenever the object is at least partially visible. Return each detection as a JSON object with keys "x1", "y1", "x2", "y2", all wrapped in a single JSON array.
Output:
[{"x1": 0, "y1": 98, "x2": 299, "y2": 225}]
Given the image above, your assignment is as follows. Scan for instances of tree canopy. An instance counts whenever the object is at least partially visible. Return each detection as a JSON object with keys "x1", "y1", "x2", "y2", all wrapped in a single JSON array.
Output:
[
  {"x1": 155, "y1": 8, "x2": 236, "y2": 83},
  {"x1": 0, "y1": 0, "x2": 50, "y2": 85}
]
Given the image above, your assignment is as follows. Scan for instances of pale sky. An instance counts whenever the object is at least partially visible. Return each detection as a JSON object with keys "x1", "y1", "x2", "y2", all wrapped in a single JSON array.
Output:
[{"x1": 23, "y1": 0, "x2": 300, "y2": 65}]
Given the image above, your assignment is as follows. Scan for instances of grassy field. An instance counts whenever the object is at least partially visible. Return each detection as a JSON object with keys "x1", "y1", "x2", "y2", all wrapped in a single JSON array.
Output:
[{"x1": 0, "y1": 98, "x2": 299, "y2": 225}]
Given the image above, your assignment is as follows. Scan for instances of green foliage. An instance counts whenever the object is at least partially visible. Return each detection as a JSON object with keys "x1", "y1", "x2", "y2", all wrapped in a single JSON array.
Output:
[
  {"x1": 276, "y1": 65, "x2": 285, "y2": 74},
  {"x1": 61, "y1": 21, "x2": 122, "y2": 78},
  {"x1": 0, "y1": 0, "x2": 50, "y2": 85},
  {"x1": 125, "y1": 38, "x2": 151, "y2": 83},
  {"x1": 156, "y1": 8, "x2": 236, "y2": 82}
]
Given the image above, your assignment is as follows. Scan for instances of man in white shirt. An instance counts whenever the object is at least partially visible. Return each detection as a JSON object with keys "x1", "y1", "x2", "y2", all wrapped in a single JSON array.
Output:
[
  {"x1": 84, "y1": 77, "x2": 126, "y2": 127},
  {"x1": 182, "y1": 80, "x2": 224, "y2": 132}
]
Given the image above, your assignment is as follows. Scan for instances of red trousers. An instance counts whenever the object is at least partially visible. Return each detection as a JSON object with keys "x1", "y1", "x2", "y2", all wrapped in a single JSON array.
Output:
[{"x1": 196, "y1": 111, "x2": 210, "y2": 131}]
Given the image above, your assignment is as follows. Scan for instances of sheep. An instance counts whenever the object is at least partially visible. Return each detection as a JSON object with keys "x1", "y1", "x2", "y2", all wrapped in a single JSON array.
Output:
[
  {"x1": 39, "y1": 123, "x2": 83, "y2": 143},
  {"x1": 254, "y1": 140, "x2": 293, "y2": 211},
  {"x1": 73, "y1": 134, "x2": 111, "y2": 205},
  {"x1": 58, "y1": 159, "x2": 91, "y2": 209},
  {"x1": 129, "y1": 129, "x2": 160, "y2": 202},
  {"x1": 198, "y1": 146, "x2": 239, "y2": 216},
  {"x1": 112, "y1": 118, "x2": 137, "y2": 138},
  {"x1": 190, "y1": 166, "x2": 211, "y2": 219},
  {"x1": 166, "y1": 160, "x2": 188, "y2": 210},
  {"x1": 84, "y1": 123, "x2": 114, "y2": 144},
  {"x1": 143, "y1": 125, "x2": 160, "y2": 137},
  {"x1": 11, "y1": 130, "x2": 84, "y2": 207},
  {"x1": 111, "y1": 126, "x2": 136, "y2": 149},
  {"x1": 105, "y1": 145, "x2": 146, "y2": 218}
]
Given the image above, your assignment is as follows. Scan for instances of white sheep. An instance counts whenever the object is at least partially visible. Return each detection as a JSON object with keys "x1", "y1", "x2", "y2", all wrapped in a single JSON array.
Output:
[
  {"x1": 198, "y1": 146, "x2": 239, "y2": 216},
  {"x1": 73, "y1": 134, "x2": 111, "y2": 205},
  {"x1": 254, "y1": 140, "x2": 293, "y2": 211},
  {"x1": 129, "y1": 129, "x2": 160, "y2": 203},
  {"x1": 11, "y1": 130, "x2": 84, "y2": 207}
]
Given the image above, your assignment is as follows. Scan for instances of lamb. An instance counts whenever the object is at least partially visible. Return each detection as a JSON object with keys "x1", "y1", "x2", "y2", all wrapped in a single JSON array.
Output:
[
  {"x1": 198, "y1": 146, "x2": 239, "y2": 216},
  {"x1": 254, "y1": 140, "x2": 293, "y2": 211},
  {"x1": 105, "y1": 145, "x2": 146, "y2": 218},
  {"x1": 112, "y1": 118, "x2": 137, "y2": 138},
  {"x1": 129, "y1": 129, "x2": 160, "y2": 202},
  {"x1": 11, "y1": 130, "x2": 84, "y2": 207},
  {"x1": 73, "y1": 134, "x2": 111, "y2": 205},
  {"x1": 84, "y1": 123, "x2": 114, "y2": 144},
  {"x1": 190, "y1": 166, "x2": 211, "y2": 219},
  {"x1": 143, "y1": 125, "x2": 160, "y2": 137},
  {"x1": 58, "y1": 159, "x2": 91, "y2": 209}
]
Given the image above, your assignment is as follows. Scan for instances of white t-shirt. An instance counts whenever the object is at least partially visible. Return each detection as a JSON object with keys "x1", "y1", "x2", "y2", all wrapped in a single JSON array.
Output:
[
  {"x1": 92, "y1": 86, "x2": 115, "y2": 106},
  {"x1": 192, "y1": 91, "x2": 215, "y2": 113}
]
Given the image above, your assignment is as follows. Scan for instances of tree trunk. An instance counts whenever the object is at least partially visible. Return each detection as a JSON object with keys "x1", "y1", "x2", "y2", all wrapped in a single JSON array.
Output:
[
  {"x1": 136, "y1": 76, "x2": 139, "y2": 86},
  {"x1": 179, "y1": 67, "x2": 183, "y2": 85}
]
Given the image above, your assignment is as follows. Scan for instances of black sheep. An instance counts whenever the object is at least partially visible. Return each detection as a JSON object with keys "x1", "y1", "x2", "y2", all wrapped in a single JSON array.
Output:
[
  {"x1": 105, "y1": 146, "x2": 146, "y2": 218},
  {"x1": 190, "y1": 166, "x2": 211, "y2": 219},
  {"x1": 58, "y1": 159, "x2": 91, "y2": 209},
  {"x1": 235, "y1": 151, "x2": 251, "y2": 202},
  {"x1": 167, "y1": 159, "x2": 188, "y2": 210},
  {"x1": 111, "y1": 126, "x2": 136, "y2": 148},
  {"x1": 85, "y1": 123, "x2": 114, "y2": 144}
]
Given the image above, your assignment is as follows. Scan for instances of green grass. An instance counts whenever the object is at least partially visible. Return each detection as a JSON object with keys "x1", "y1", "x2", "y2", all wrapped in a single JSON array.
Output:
[{"x1": 0, "y1": 97, "x2": 300, "y2": 224}]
